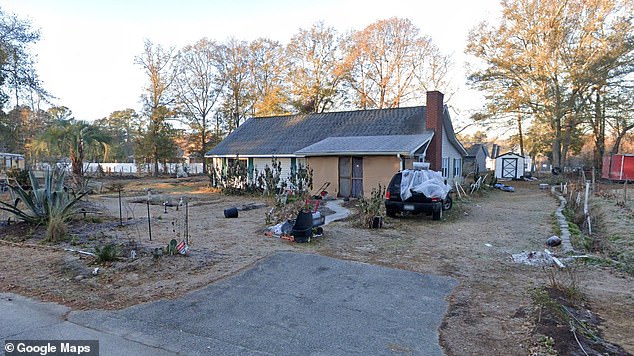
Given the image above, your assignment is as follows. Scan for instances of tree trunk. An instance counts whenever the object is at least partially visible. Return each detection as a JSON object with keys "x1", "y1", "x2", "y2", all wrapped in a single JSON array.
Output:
[
  {"x1": 517, "y1": 112, "x2": 524, "y2": 156},
  {"x1": 153, "y1": 146, "x2": 159, "y2": 177},
  {"x1": 592, "y1": 88, "x2": 605, "y2": 170},
  {"x1": 201, "y1": 116, "x2": 207, "y2": 175},
  {"x1": 611, "y1": 124, "x2": 634, "y2": 154}
]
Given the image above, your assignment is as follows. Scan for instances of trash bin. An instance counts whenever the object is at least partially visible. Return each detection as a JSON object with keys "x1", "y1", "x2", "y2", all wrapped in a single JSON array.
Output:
[
  {"x1": 292, "y1": 210, "x2": 313, "y2": 243},
  {"x1": 224, "y1": 207, "x2": 238, "y2": 218}
]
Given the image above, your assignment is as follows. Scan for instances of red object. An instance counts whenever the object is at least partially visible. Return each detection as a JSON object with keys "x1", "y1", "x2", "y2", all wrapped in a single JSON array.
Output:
[
  {"x1": 305, "y1": 199, "x2": 321, "y2": 212},
  {"x1": 602, "y1": 154, "x2": 634, "y2": 180},
  {"x1": 385, "y1": 191, "x2": 391, "y2": 199}
]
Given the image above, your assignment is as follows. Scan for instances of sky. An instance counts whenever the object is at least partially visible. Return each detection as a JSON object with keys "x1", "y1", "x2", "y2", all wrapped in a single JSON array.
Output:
[{"x1": 2, "y1": 0, "x2": 502, "y2": 129}]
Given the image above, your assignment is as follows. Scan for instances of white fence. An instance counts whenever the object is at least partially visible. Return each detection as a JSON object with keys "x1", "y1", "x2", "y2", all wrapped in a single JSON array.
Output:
[{"x1": 83, "y1": 162, "x2": 204, "y2": 176}]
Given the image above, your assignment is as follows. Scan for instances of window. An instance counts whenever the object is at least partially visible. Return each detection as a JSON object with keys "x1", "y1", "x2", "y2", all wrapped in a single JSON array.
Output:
[
  {"x1": 453, "y1": 158, "x2": 462, "y2": 177},
  {"x1": 441, "y1": 157, "x2": 450, "y2": 178}
]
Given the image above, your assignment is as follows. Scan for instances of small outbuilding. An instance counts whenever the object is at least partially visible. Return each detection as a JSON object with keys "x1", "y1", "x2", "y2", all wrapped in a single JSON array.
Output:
[
  {"x1": 602, "y1": 154, "x2": 634, "y2": 181},
  {"x1": 494, "y1": 152, "x2": 525, "y2": 179},
  {"x1": 1, "y1": 152, "x2": 25, "y2": 173}
]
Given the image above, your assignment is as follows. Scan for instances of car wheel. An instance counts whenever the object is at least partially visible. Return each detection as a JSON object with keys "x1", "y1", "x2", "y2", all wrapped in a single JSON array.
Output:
[
  {"x1": 432, "y1": 208, "x2": 442, "y2": 221},
  {"x1": 386, "y1": 207, "x2": 397, "y2": 218},
  {"x1": 442, "y1": 195, "x2": 453, "y2": 211}
]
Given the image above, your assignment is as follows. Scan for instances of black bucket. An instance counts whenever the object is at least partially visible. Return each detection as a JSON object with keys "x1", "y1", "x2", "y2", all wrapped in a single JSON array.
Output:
[
  {"x1": 292, "y1": 210, "x2": 313, "y2": 243},
  {"x1": 224, "y1": 207, "x2": 238, "y2": 218},
  {"x1": 371, "y1": 216, "x2": 383, "y2": 229}
]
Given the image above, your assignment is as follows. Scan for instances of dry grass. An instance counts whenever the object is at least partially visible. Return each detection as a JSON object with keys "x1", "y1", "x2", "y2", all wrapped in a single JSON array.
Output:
[{"x1": 593, "y1": 186, "x2": 634, "y2": 274}]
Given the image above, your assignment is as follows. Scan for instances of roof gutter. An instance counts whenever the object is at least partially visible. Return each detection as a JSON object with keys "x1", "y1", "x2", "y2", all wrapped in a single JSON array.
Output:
[{"x1": 204, "y1": 154, "x2": 302, "y2": 158}]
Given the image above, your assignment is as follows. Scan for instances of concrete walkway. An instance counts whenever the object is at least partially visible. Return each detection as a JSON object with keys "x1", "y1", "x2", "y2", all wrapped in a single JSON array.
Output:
[
  {"x1": 324, "y1": 199, "x2": 350, "y2": 225},
  {"x1": 1, "y1": 252, "x2": 457, "y2": 355}
]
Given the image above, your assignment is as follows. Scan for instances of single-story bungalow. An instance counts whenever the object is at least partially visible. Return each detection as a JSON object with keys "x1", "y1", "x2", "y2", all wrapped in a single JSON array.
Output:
[
  {"x1": 464, "y1": 143, "x2": 489, "y2": 176},
  {"x1": 206, "y1": 91, "x2": 467, "y2": 198}
]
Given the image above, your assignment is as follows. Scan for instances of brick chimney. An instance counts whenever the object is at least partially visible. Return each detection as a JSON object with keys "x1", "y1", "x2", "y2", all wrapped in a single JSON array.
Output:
[{"x1": 426, "y1": 91, "x2": 444, "y2": 171}]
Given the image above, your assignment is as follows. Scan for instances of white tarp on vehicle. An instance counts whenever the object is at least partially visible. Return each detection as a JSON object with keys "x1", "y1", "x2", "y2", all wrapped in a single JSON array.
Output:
[{"x1": 400, "y1": 169, "x2": 451, "y2": 201}]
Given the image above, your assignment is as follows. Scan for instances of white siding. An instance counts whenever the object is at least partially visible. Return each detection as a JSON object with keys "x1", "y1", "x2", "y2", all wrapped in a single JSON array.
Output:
[
  {"x1": 441, "y1": 126, "x2": 463, "y2": 184},
  {"x1": 494, "y1": 153, "x2": 525, "y2": 179},
  {"x1": 253, "y1": 157, "x2": 294, "y2": 188}
]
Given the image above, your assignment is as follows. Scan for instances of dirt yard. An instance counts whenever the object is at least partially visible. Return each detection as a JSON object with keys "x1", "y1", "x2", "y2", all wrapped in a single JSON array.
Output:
[{"x1": 1, "y1": 175, "x2": 632, "y2": 355}]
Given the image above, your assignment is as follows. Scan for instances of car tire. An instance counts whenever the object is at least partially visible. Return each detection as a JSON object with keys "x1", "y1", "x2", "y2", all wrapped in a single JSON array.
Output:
[
  {"x1": 432, "y1": 208, "x2": 442, "y2": 221},
  {"x1": 442, "y1": 195, "x2": 453, "y2": 211},
  {"x1": 386, "y1": 206, "x2": 397, "y2": 218}
]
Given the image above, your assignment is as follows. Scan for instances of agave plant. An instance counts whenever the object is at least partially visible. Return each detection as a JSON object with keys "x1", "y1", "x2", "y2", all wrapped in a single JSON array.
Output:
[{"x1": 0, "y1": 169, "x2": 88, "y2": 241}]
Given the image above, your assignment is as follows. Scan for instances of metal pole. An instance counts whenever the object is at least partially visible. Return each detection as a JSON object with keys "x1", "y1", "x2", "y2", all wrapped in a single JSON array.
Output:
[
  {"x1": 147, "y1": 190, "x2": 152, "y2": 241},
  {"x1": 118, "y1": 188, "x2": 122, "y2": 226},
  {"x1": 185, "y1": 200, "x2": 189, "y2": 245}
]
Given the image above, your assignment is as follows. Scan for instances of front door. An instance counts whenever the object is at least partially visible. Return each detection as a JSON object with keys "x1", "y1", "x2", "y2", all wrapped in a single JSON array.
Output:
[
  {"x1": 338, "y1": 157, "x2": 363, "y2": 198},
  {"x1": 501, "y1": 158, "x2": 518, "y2": 178}
]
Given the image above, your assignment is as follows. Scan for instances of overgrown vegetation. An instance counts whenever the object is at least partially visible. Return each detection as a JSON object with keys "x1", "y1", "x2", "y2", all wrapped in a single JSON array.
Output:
[
  {"x1": 559, "y1": 181, "x2": 634, "y2": 275},
  {"x1": 0, "y1": 169, "x2": 88, "y2": 242},
  {"x1": 94, "y1": 244, "x2": 119, "y2": 263},
  {"x1": 531, "y1": 264, "x2": 628, "y2": 355},
  {"x1": 209, "y1": 158, "x2": 316, "y2": 226},
  {"x1": 358, "y1": 184, "x2": 386, "y2": 228}
]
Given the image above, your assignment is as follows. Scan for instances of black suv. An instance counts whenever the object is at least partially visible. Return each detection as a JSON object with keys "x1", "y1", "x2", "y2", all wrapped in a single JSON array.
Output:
[{"x1": 384, "y1": 171, "x2": 453, "y2": 220}]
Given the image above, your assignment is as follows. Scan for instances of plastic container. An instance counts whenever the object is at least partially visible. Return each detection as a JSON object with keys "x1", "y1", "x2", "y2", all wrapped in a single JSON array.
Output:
[{"x1": 224, "y1": 207, "x2": 238, "y2": 218}]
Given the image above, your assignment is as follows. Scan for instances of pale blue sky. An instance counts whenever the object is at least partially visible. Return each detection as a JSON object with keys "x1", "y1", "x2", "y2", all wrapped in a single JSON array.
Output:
[{"x1": 2, "y1": 0, "x2": 501, "y2": 127}]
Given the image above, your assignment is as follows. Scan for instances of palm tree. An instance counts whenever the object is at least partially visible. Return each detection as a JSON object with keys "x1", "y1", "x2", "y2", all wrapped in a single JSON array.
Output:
[{"x1": 34, "y1": 119, "x2": 111, "y2": 180}]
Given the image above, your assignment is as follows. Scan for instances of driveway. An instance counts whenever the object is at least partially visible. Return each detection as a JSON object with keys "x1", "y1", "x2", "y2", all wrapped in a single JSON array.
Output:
[{"x1": 3, "y1": 252, "x2": 456, "y2": 355}]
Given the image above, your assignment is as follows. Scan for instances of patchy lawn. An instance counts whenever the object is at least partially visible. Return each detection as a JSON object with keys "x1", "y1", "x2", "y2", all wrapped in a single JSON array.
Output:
[{"x1": 0, "y1": 176, "x2": 632, "y2": 354}]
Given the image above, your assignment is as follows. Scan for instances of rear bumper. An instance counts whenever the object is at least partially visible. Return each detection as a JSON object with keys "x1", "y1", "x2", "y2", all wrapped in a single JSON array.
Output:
[{"x1": 385, "y1": 199, "x2": 442, "y2": 213}]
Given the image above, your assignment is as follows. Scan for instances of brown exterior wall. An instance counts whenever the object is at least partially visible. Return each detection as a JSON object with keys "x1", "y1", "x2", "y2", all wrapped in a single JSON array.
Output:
[
  {"x1": 403, "y1": 158, "x2": 417, "y2": 170},
  {"x1": 306, "y1": 156, "x2": 340, "y2": 196},
  {"x1": 362, "y1": 156, "x2": 400, "y2": 195},
  {"x1": 308, "y1": 155, "x2": 401, "y2": 197}
]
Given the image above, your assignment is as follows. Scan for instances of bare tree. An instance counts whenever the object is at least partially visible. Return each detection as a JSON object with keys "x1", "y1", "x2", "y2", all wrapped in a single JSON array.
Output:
[
  {"x1": 285, "y1": 22, "x2": 346, "y2": 113},
  {"x1": 343, "y1": 17, "x2": 447, "y2": 109},
  {"x1": 134, "y1": 39, "x2": 178, "y2": 176},
  {"x1": 217, "y1": 38, "x2": 251, "y2": 131},
  {"x1": 174, "y1": 38, "x2": 226, "y2": 174},
  {"x1": 248, "y1": 38, "x2": 287, "y2": 117}
]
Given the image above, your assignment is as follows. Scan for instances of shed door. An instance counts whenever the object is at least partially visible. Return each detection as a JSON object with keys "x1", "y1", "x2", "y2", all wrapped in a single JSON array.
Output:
[{"x1": 501, "y1": 158, "x2": 518, "y2": 178}]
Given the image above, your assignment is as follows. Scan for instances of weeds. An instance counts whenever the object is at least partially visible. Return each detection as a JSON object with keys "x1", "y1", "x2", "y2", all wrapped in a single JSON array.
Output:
[
  {"x1": 358, "y1": 184, "x2": 386, "y2": 228},
  {"x1": 94, "y1": 244, "x2": 118, "y2": 263}
]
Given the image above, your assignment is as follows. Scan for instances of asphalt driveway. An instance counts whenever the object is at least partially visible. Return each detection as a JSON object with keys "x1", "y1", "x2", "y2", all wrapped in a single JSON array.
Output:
[{"x1": 3, "y1": 252, "x2": 457, "y2": 355}]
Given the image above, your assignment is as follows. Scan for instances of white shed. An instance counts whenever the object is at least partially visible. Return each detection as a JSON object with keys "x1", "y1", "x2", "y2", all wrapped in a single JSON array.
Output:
[{"x1": 494, "y1": 152, "x2": 525, "y2": 179}]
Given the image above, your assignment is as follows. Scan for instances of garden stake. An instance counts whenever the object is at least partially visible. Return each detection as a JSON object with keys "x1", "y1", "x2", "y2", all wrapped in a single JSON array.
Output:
[
  {"x1": 146, "y1": 193, "x2": 152, "y2": 241},
  {"x1": 118, "y1": 188, "x2": 122, "y2": 226},
  {"x1": 185, "y1": 200, "x2": 189, "y2": 245}
]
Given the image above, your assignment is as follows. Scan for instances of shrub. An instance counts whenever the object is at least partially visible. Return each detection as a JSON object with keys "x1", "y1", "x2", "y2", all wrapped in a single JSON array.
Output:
[
  {"x1": 94, "y1": 244, "x2": 118, "y2": 263},
  {"x1": 358, "y1": 184, "x2": 386, "y2": 228},
  {"x1": 0, "y1": 169, "x2": 88, "y2": 241}
]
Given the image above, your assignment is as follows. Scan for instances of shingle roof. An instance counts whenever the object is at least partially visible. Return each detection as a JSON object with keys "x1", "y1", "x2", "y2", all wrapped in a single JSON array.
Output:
[
  {"x1": 467, "y1": 143, "x2": 486, "y2": 157},
  {"x1": 296, "y1": 133, "x2": 434, "y2": 156},
  {"x1": 206, "y1": 106, "x2": 427, "y2": 156}
]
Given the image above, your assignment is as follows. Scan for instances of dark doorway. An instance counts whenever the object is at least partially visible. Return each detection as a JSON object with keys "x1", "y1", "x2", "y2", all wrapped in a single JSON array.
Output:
[{"x1": 339, "y1": 156, "x2": 363, "y2": 198}]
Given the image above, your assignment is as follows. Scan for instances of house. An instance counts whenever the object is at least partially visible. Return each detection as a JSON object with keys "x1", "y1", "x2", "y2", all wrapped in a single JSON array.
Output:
[
  {"x1": 464, "y1": 144, "x2": 490, "y2": 176},
  {"x1": 494, "y1": 152, "x2": 525, "y2": 179},
  {"x1": 205, "y1": 91, "x2": 467, "y2": 198}
]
